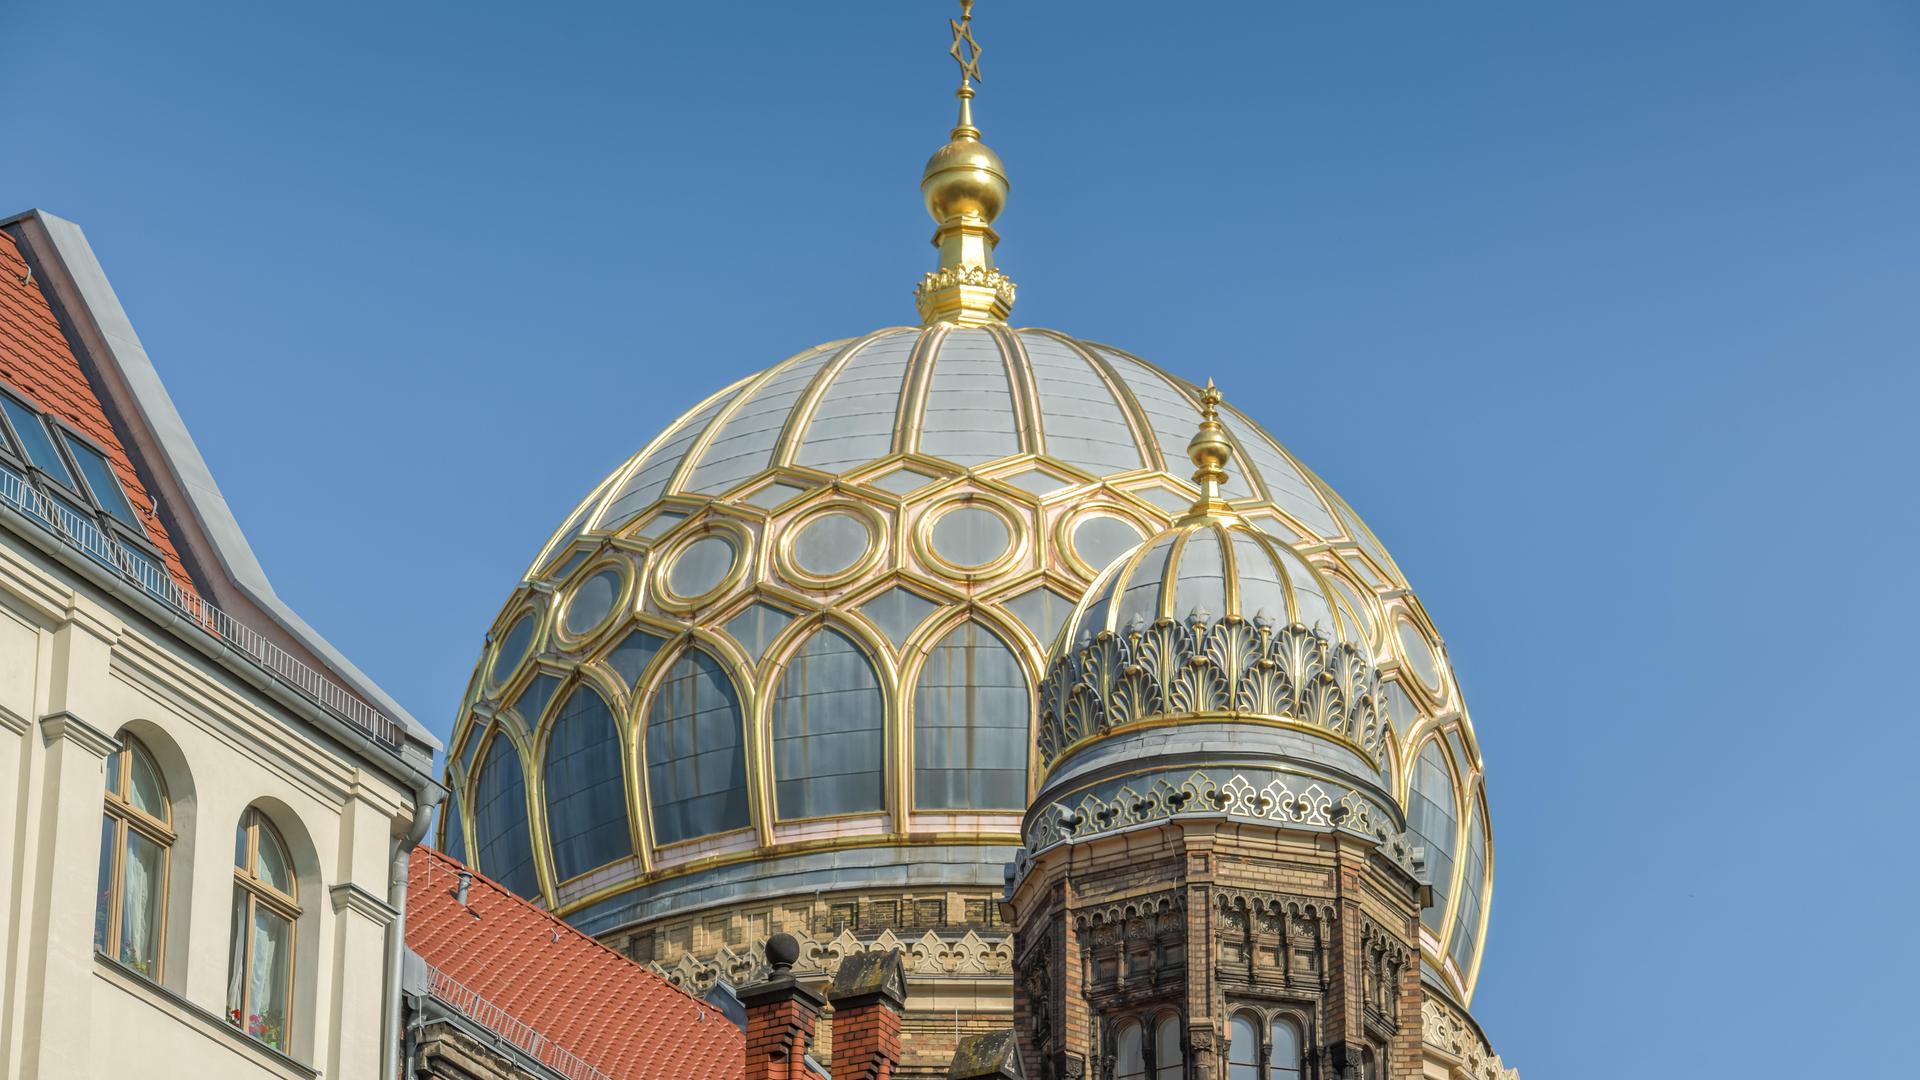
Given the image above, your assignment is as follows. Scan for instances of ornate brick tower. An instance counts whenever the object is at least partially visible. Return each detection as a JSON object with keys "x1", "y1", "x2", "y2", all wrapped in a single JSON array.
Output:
[{"x1": 1006, "y1": 392, "x2": 1429, "y2": 1080}]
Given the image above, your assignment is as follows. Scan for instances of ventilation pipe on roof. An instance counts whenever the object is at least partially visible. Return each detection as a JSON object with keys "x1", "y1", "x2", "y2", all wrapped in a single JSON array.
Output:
[
  {"x1": 382, "y1": 782, "x2": 445, "y2": 1080},
  {"x1": 456, "y1": 870, "x2": 471, "y2": 907}
]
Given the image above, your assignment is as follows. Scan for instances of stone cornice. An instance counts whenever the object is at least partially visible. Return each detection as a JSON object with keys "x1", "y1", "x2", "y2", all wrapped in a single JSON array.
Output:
[
  {"x1": 40, "y1": 709, "x2": 120, "y2": 758},
  {"x1": 329, "y1": 882, "x2": 399, "y2": 927}
]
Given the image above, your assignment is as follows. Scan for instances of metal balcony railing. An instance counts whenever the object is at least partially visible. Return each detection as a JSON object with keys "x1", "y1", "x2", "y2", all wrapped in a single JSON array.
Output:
[
  {"x1": 0, "y1": 461, "x2": 405, "y2": 749},
  {"x1": 422, "y1": 962, "x2": 613, "y2": 1080}
]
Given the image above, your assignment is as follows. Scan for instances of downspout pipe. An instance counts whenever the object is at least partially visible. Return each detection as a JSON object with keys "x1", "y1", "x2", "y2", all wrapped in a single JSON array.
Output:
[{"x1": 383, "y1": 781, "x2": 443, "y2": 1080}]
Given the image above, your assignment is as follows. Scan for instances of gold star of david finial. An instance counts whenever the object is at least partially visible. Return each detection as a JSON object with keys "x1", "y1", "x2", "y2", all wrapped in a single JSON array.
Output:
[{"x1": 949, "y1": 0, "x2": 983, "y2": 86}]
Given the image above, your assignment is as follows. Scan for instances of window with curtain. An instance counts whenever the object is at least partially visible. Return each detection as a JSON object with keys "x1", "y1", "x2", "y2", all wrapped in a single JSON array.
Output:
[
  {"x1": 1268, "y1": 1017, "x2": 1302, "y2": 1080},
  {"x1": 1154, "y1": 1013, "x2": 1184, "y2": 1080},
  {"x1": 771, "y1": 628, "x2": 885, "y2": 819},
  {"x1": 1112, "y1": 1017, "x2": 1147, "y2": 1080},
  {"x1": 472, "y1": 734, "x2": 540, "y2": 897},
  {"x1": 95, "y1": 736, "x2": 170, "y2": 979},
  {"x1": 1227, "y1": 1014, "x2": 1260, "y2": 1080},
  {"x1": 913, "y1": 620, "x2": 1029, "y2": 810},
  {"x1": 228, "y1": 808, "x2": 297, "y2": 1052},
  {"x1": 542, "y1": 685, "x2": 631, "y2": 880},
  {"x1": 646, "y1": 647, "x2": 750, "y2": 845}
]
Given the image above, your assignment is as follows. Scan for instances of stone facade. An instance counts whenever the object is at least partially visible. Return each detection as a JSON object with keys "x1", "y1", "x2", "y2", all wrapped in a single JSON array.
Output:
[{"x1": 1006, "y1": 817, "x2": 1428, "y2": 1080}]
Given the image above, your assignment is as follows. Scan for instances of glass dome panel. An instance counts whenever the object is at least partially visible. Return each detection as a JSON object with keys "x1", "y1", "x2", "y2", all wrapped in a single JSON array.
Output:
[
  {"x1": 607, "y1": 628, "x2": 668, "y2": 690},
  {"x1": 918, "y1": 328, "x2": 1021, "y2": 465},
  {"x1": 914, "y1": 621, "x2": 1029, "y2": 810},
  {"x1": 1409, "y1": 740, "x2": 1459, "y2": 934},
  {"x1": 646, "y1": 648, "x2": 750, "y2": 846},
  {"x1": 860, "y1": 588, "x2": 939, "y2": 650},
  {"x1": 442, "y1": 790, "x2": 468, "y2": 864},
  {"x1": 491, "y1": 613, "x2": 535, "y2": 686},
  {"x1": 725, "y1": 602, "x2": 796, "y2": 664},
  {"x1": 543, "y1": 686, "x2": 632, "y2": 881},
  {"x1": 1071, "y1": 514, "x2": 1143, "y2": 574},
  {"x1": 1449, "y1": 796, "x2": 1488, "y2": 976},
  {"x1": 1004, "y1": 586, "x2": 1077, "y2": 650},
  {"x1": 795, "y1": 332, "x2": 915, "y2": 472},
  {"x1": 1169, "y1": 528, "x2": 1228, "y2": 620},
  {"x1": 1019, "y1": 331, "x2": 1145, "y2": 475},
  {"x1": 511, "y1": 673, "x2": 561, "y2": 726},
  {"x1": 669, "y1": 535, "x2": 735, "y2": 598},
  {"x1": 931, "y1": 506, "x2": 1010, "y2": 569},
  {"x1": 1230, "y1": 533, "x2": 1290, "y2": 624},
  {"x1": 1398, "y1": 619, "x2": 1443, "y2": 690},
  {"x1": 793, "y1": 513, "x2": 871, "y2": 577},
  {"x1": 772, "y1": 629, "x2": 886, "y2": 818},
  {"x1": 685, "y1": 346, "x2": 839, "y2": 495},
  {"x1": 1114, "y1": 535, "x2": 1177, "y2": 631},
  {"x1": 473, "y1": 735, "x2": 540, "y2": 898},
  {"x1": 564, "y1": 568, "x2": 622, "y2": 637}
]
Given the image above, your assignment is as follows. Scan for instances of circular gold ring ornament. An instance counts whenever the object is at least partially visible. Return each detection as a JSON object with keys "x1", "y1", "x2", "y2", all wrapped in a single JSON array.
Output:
[
  {"x1": 1053, "y1": 502, "x2": 1152, "y2": 580},
  {"x1": 916, "y1": 492, "x2": 1025, "y2": 580},
  {"x1": 487, "y1": 607, "x2": 540, "y2": 690},
  {"x1": 775, "y1": 501, "x2": 888, "y2": 590},
  {"x1": 552, "y1": 556, "x2": 634, "y2": 650},
  {"x1": 655, "y1": 521, "x2": 753, "y2": 613}
]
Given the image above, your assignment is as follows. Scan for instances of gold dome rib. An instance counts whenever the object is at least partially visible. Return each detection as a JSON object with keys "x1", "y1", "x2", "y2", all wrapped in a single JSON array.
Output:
[
  {"x1": 1031, "y1": 329, "x2": 1164, "y2": 475},
  {"x1": 894, "y1": 324, "x2": 947, "y2": 456},
  {"x1": 986, "y1": 323, "x2": 1045, "y2": 457}
]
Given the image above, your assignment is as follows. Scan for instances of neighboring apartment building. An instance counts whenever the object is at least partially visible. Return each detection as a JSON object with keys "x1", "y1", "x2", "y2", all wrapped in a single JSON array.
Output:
[{"x1": 0, "y1": 208, "x2": 443, "y2": 1080}]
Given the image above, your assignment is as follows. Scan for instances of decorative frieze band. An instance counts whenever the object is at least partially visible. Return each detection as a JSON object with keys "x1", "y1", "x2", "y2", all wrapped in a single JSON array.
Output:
[
  {"x1": 1038, "y1": 617, "x2": 1389, "y2": 770},
  {"x1": 650, "y1": 927, "x2": 1013, "y2": 993}
]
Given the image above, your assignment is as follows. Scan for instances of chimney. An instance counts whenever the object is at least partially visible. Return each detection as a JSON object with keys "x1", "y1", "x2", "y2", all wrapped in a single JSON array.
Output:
[
  {"x1": 740, "y1": 934, "x2": 825, "y2": 1080},
  {"x1": 828, "y1": 948, "x2": 909, "y2": 1080}
]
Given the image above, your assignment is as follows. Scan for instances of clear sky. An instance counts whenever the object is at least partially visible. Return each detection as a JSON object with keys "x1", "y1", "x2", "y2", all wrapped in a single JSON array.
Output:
[{"x1": 5, "y1": 1, "x2": 1917, "y2": 1073}]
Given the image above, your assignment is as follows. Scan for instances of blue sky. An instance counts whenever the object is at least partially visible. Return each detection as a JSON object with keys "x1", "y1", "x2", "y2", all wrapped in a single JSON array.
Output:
[{"x1": 5, "y1": 1, "x2": 1917, "y2": 1072}]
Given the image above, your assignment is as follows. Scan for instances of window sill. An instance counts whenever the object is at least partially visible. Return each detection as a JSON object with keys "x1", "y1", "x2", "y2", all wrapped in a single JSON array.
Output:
[{"x1": 93, "y1": 952, "x2": 320, "y2": 1079}]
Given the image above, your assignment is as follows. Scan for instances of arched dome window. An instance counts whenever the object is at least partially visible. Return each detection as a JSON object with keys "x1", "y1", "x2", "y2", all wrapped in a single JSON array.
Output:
[
  {"x1": 543, "y1": 685, "x2": 631, "y2": 880},
  {"x1": 772, "y1": 628, "x2": 885, "y2": 819},
  {"x1": 1408, "y1": 739, "x2": 1460, "y2": 934},
  {"x1": 913, "y1": 620, "x2": 1028, "y2": 810},
  {"x1": 1448, "y1": 792, "x2": 1489, "y2": 977},
  {"x1": 646, "y1": 647, "x2": 750, "y2": 846},
  {"x1": 472, "y1": 734, "x2": 539, "y2": 897},
  {"x1": 440, "y1": 789, "x2": 468, "y2": 864}
]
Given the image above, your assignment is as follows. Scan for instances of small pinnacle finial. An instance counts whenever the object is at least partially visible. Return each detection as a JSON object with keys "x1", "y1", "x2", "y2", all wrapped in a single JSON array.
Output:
[
  {"x1": 1184, "y1": 380, "x2": 1237, "y2": 518},
  {"x1": 916, "y1": 0, "x2": 1016, "y2": 327}
]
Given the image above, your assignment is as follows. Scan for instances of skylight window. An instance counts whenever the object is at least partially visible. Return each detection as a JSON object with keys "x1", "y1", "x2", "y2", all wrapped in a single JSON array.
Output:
[
  {"x1": 61, "y1": 432, "x2": 143, "y2": 532},
  {"x1": 0, "y1": 394, "x2": 77, "y2": 490}
]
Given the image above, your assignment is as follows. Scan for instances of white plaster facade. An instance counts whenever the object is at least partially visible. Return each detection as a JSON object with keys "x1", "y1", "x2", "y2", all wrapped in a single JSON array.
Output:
[{"x1": 0, "y1": 530, "x2": 422, "y2": 1080}]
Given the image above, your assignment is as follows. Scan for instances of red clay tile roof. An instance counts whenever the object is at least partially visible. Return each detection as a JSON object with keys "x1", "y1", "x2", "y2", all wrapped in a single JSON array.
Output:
[
  {"x1": 407, "y1": 846, "x2": 743, "y2": 1080},
  {"x1": 0, "y1": 229, "x2": 195, "y2": 593}
]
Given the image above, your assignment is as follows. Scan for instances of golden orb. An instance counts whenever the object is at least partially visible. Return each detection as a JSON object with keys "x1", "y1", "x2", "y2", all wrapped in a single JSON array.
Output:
[{"x1": 921, "y1": 137, "x2": 1008, "y2": 225}]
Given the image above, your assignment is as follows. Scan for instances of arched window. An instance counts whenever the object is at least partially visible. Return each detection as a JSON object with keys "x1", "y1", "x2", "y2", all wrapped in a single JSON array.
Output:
[
  {"x1": 913, "y1": 620, "x2": 1029, "y2": 810},
  {"x1": 1113, "y1": 1018, "x2": 1146, "y2": 1080},
  {"x1": 1448, "y1": 795, "x2": 1489, "y2": 978},
  {"x1": 472, "y1": 734, "x2": 539, "y2": 897},
  {"x1": 228, "y1": 808, "x2": 297, "y2": 1051},
  {"x1": 1154, "y1": 1013, "x2": 1184, "y2": 1080},
  {"x1": 1268, "y1": 1017, "x2": 1302, "y2": 1080},
  {"x1": 1408, "y1": 740, "x2": 1459, "y2": 933},
  {"x1": 441, "y1": 790, "x2": 468, "y2": 864},
  {"x1": 1360, "y1": 1047, "x2": 1379, "y2": 1080},
  {"x1": 771, "y1": 628, "x2": 885, "y2": 819},
  {"x1": 1227, "y1": 1014, "x2": 1260, "y2": 1080},
  {"x1": 543, "y1": 685, "x2": 631, "y2": 880},
  {"x1": 96, "y1": 737, "x2": 170, "y2": 978},
  {"x1": 646, "y1": 647, "x2": 750, "y2": 845}
]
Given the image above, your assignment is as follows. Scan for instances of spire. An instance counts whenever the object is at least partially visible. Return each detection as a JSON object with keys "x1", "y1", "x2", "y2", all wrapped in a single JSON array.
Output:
[
  {"x1": 1182, "y1": 380, "x2": 1240, "y2": 522},
  {"x1": 915, "y1": 0, "x2": 1017, "y2": 327}
]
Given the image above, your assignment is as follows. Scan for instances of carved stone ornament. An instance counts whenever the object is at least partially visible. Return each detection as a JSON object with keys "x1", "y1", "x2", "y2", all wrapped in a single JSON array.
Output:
[
  {"x1": 1017, "y1": 771, "x2": 1417, "y2": 880},
  {"x1": 1038, "y1": 616, "x2": 1389, "y2": 768},
  {"x1": 649, "y1": 927, "x2": 1012, "y2": 993}
]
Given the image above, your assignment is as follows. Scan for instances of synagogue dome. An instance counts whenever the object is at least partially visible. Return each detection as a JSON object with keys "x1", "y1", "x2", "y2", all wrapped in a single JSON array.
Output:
[{"x1": 440, "y1": 322, "x2": 1497, "y2": 999}]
